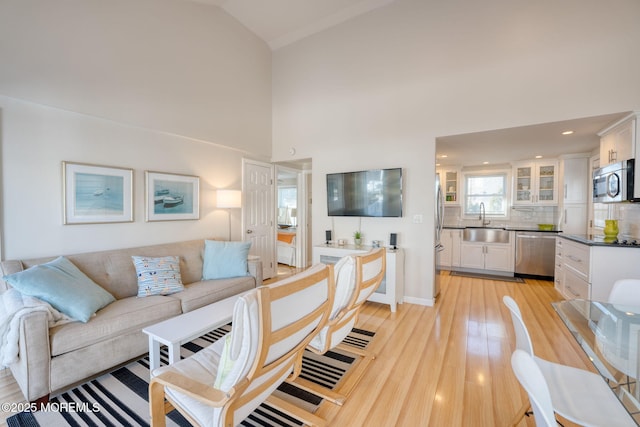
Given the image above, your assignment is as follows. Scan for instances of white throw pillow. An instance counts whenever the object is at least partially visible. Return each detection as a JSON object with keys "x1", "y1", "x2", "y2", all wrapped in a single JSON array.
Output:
[{"x1": 213, "y1": 291, "x2": 260, "y2": 392}]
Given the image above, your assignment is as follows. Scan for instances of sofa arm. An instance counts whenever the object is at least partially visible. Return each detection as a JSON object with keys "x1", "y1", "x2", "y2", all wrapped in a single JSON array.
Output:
[
  {"x1": 248, "y1": 259, "x2": 263, "y2": 287},
  {"x1": 10, "y1": 310, "x2": 51, "y2": 402}
]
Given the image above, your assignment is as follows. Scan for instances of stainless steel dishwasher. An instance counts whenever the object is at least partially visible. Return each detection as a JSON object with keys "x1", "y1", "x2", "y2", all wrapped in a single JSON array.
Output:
[{"x1": 515, "y1": 231, "x2": 556, "y2": 277}]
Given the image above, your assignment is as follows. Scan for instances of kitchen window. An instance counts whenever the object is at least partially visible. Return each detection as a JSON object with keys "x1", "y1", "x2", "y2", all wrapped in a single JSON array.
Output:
[{"x1": 463, "y1": 172, "x2": 508, "y2": 217}]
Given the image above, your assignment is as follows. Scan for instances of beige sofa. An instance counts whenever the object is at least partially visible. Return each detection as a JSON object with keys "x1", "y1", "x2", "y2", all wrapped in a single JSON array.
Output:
[{"x1": 0, "y1": 239, "x2": 262, "y2": 402}]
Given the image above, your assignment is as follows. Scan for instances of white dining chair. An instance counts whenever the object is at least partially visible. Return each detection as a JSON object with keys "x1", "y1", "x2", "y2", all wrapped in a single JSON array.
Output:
[
  {"x1": 503, "y1": 295, "x2": 636, "y2": 427},
  {"x1": 609, "y1": 279, "x2": 640, "y2": 306},
  {"x1": 607, "y1": 279, "x2": 640, "y2": 401},
  {"x1": 510, "y1": 349, "x2": 557, "y2": 427}
]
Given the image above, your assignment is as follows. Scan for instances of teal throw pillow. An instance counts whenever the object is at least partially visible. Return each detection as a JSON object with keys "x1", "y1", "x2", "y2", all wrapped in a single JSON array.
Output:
[
  {"x1": 202, "y1": 240, "x2": 252, "y2": 280},
  {"x1": 3, "y1": 256, "x2": 115, "y2": 322},
  {"x1": 132, "y1": 255, "x2": 184, "y2": 297}
]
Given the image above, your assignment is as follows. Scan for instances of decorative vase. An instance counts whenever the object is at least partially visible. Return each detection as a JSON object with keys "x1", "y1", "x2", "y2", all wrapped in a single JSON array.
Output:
[
  {"x1": 354, "y1": 238, "x2": 362, "y2": 246},
  {"x1": 604, "y1": 219, "x2": 619, "y2": 242}
]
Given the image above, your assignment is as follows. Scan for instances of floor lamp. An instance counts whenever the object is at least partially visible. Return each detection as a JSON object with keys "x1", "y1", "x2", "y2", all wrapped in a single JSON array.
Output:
[{"x1": 217, "y1": 190, "x2": 242, "y2": 241}]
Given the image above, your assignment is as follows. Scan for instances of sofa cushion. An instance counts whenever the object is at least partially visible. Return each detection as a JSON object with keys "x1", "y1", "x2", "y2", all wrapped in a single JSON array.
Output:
[
  {"x1": 49, "y1": 295, "x2": 182, "y2": 356},
  {"x1": 202, "y1": 241, "x2": 251, "y2": 280},
  {"x1": 175, "y1": 277, "x2": 256, "y2": 313},
  {"x1": 3, "y1": 256, "x2": 115, "y2": 323},
  {"x1": 132, "y1": 256, "x2": 184, "y2": 297}
]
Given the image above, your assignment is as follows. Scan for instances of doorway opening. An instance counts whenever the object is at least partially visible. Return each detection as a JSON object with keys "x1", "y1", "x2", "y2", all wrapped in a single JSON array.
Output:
[{"x1": 275, "y1": 160, "x2": 312, "y2": 277}]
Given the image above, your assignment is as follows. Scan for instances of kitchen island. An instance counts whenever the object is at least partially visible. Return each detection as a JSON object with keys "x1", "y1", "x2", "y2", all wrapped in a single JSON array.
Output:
[{"x1": 555, "y1": 234, "x2": 640, "y2": 301}]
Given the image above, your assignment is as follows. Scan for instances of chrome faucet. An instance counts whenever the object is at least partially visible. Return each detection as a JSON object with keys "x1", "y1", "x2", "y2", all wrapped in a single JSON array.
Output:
[{"x1": 479, "y1": 202, "x2": 491, "y2": 226}]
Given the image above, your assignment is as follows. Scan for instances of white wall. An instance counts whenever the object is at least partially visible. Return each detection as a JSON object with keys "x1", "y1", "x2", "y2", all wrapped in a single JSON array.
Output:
[
  {"x1": 0, "y1": 0, "x2": 272, "y2": 259},
  {"x1": 272, "y1": 0, "x2": 640, "y2": 304},
  {"x1": 0, "y1": 96, "x2": 268, "y2": 259},
  {"x1": 0, "y1": 0, "x2": 272, "y2": 156}
]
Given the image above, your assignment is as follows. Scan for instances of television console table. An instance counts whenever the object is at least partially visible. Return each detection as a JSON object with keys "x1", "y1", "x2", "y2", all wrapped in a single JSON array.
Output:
[{"x1": 313, "y1": 244, "x2": 404, "y2": 312}]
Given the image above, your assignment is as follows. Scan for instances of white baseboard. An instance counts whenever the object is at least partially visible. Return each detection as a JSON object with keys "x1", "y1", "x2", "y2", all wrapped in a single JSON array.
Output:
[{"x1": 403, "y1": 296, "x2": 436, "y2": 307}]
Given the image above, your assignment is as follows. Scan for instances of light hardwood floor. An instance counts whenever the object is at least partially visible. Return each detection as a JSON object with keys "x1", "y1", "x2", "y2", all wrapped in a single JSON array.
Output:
[{"x1": 0, "y1": 271, "x2": 596, "y2": 426}]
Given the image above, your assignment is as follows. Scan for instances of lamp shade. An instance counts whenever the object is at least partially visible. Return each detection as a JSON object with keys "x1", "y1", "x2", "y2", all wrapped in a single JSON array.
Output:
[{"x1": 217, "y1": 190, "x2": 241, "y2": 209}]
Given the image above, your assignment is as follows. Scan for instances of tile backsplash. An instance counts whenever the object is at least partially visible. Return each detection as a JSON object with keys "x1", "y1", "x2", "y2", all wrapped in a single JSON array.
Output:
[
  {"x1": 600, "y1": 203, "x2": 640, "y2": 239},
  {"x1": 443, "y1": 205, "x2": 560, "y2": 229}
]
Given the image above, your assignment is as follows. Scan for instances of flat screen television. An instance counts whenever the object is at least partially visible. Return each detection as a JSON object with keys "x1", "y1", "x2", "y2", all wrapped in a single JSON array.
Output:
[{"x1": 326, "y1": 168, "x2": 403, "y2": 217}]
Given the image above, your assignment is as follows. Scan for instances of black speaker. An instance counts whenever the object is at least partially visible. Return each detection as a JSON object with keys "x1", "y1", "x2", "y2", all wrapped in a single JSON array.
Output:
[
  {"x1": 390, "y1": 233, "x2": 397, "y2": 249},
  {"x1": 325, "y1": 230, "x2": 332, "y2": 244}
]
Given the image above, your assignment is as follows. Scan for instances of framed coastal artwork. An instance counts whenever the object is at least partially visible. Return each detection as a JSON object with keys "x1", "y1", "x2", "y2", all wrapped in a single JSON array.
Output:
[
  {"x1": 63, "y1": 162, "x2": 134, "y2": 224},
  {"x1": 145, "y1": 171, "x2": 200, "y2": 221}
]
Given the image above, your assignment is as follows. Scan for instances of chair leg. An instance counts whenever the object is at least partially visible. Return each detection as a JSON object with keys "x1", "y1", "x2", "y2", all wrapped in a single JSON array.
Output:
[
  {"x1": 266, "y1": 395, "x2": 327, "y2": 427},
  {"x1": 335, "y1": 342, "x2": 376, "y2": 359},
  {"x1": 288, "y1": 343, "x2": 376, "y2": 406},
  {"x1": 149, "y1": 380, "x2": 168, "y2": 427},
  {"x1": 510, "y1": 401, "x2": 531, "y2": 427},
  {"x1": 289, "y1": 376, "x2": 347, "y2": 405}
]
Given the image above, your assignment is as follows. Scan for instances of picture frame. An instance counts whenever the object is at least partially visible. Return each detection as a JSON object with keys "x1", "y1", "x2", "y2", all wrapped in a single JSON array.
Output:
[
  {"x1": 145, "y1": 171, "x2": 200, "y2": 221},
  {"x1": 63, "y1": 161, "x2": 134, "y2": 224}
]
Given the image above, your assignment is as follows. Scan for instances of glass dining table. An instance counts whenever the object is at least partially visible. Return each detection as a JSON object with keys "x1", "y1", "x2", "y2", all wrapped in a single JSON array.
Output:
[{"x1": 553, "y1": 299, "x2": 640, "y2": 424}]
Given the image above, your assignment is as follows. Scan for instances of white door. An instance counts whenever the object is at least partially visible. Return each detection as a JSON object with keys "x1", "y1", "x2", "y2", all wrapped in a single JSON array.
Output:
[{"x1": 243, "y1": 159, "x2": 275, "y2": 280}]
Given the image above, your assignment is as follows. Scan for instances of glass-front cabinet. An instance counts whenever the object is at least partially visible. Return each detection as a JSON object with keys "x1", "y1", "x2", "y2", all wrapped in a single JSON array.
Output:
[
  {"x1": 437, "y1": 168, "x2": 460, "y2": 205},
  {"x1": 513, "y1": 160, "x2": 558, "y2": 205}
]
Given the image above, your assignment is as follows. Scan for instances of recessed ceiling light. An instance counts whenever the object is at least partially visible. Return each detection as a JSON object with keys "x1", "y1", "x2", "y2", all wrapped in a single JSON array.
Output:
[
  {"x1": 436, "y1": 163, "x2": 441, "y2": 166},
  {"x1": 440, "y1": 155, "x2": 448, "y2": 158},
  {"x1": 562, "y1": 130, "x2": 574, "y2": 135},
  {"x1": 535, "y1": 155, "x2": 543, "y2": 159},
  {"x1": 483, "y1": 161, "x2": 489, "y2": 165}
]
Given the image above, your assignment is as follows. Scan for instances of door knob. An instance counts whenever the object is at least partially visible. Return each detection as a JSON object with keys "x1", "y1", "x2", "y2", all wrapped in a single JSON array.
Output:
[{"x1": 246, "y1": 230, "x2": 253, "y2": 234}]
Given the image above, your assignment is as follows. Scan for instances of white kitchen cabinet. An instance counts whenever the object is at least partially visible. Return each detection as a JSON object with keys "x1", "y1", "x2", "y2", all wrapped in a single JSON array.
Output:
[
  {"x1": 561, "y1": 156, "x2": 589, "y2": 204},
  {"x1": 313, "y1": 244, "x2": 404, "y2": 312},
  {"x1": 437, "y1": 167, "x2": 460, "y2": 205},
  {"x1": 563, "y1": 266, "x2": 590, "y2": 300},
  {"x1": 512, "y1": 160, "x2": 559, "y2": 205},
  {"x1": 554, "y1": 238, "x2": 564, "y2": 295},
  {"x1": 561, "y1": 204, "x2": 587, "y2": 235},
  {"x1": 484, "y1": 244, "x2": 513, "y2": 271},
  {"x1": 556, "y1": 236, "x2": 640, "y2": 301},
  {"x1": 559, "y1": 156, "x2": 589, "y2": 234},
  {"x1": 459, "y1": 240, "x2": 514, "y2": 273},
  {"x1": 460, "y1": 242, "x2": 485, "y2": 269},
  {"x1": 599, "y1": 115, "x2": 636, "y2": 167},
  {"x1": 438, "y1": 229, "x2": 461, "y2": 269}
]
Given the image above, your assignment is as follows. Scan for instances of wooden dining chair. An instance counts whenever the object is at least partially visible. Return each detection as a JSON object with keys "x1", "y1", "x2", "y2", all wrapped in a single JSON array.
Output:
[
  {"x1": 149, "y1": 263, "x2": 335, "y2": 427},
  {"x1": 290, "y1": 248, "x2": 386, "y2": 406},
  {"x1": 503, "y1": 296, "x2": 635, "y2": 427}
]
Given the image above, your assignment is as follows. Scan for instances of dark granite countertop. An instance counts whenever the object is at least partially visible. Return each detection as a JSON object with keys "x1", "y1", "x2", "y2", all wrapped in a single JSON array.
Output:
[{"x1": 558, "y1": 234, "x2": 640, "y2": 248}]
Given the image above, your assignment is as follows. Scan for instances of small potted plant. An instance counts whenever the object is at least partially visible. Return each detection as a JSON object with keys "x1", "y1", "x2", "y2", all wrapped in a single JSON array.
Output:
[{"x1": 354, "y1": 231, "x2": 363, "y2": 246}]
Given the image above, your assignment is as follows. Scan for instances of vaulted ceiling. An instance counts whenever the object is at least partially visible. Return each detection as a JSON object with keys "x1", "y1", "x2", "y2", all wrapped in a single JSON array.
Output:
[{"x1": 187, "y1": 0, "x2": 395, "y2": 49}]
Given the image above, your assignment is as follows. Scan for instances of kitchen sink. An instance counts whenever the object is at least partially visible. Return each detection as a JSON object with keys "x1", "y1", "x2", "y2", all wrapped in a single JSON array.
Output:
[{"x1": 463, "y1": 227, "x2": 510, "y2": 243}]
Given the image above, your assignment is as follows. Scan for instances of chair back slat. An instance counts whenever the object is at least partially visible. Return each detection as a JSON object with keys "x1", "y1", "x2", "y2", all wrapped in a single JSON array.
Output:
[
  {"x1": 351, "y1": 248, "x2": 386, "y2": 308},
  {"x1": 229, "y1": 263, "x2": 334, "y2": 423},
  {"x1": 511, "y1": 350, "x2": 557, "y2": 427},
  {"x1": 503, "y1": 296, "x2": 535, "y2": 356}
]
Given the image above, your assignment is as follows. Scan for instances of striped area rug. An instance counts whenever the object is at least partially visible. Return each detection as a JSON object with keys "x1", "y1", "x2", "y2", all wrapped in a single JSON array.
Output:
[{"x1": 7, "y1": 326, "x2": 374, "y2": 427}]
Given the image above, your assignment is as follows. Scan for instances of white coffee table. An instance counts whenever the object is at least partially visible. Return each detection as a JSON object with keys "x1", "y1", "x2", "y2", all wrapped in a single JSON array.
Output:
[{"x1": 143, "y1": 291, "x2": 248, "y2": 371}]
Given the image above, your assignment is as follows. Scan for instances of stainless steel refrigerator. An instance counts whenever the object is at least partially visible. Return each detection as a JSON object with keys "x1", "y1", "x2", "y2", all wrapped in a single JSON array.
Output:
[{"x1": 434, "y1": 173, "x2": 444, "y2": 298}]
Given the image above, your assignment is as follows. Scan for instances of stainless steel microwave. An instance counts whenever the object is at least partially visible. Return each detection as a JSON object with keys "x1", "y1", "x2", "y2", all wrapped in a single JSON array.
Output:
[{"x1": 593, "y1": 159, "x2": 635, "y2": 203}]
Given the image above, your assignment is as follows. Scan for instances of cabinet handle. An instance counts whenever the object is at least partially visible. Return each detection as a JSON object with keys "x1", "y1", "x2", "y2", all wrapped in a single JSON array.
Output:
[
  {"x1": 566, "y1": 286, "x2": 580, "y2": 297},
  {"x1": 564, "y1": 209, "x2": 567, "y2": 224},
  {"x1": 566, "y1": 255, "x2": 582, "y2": 263}
]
